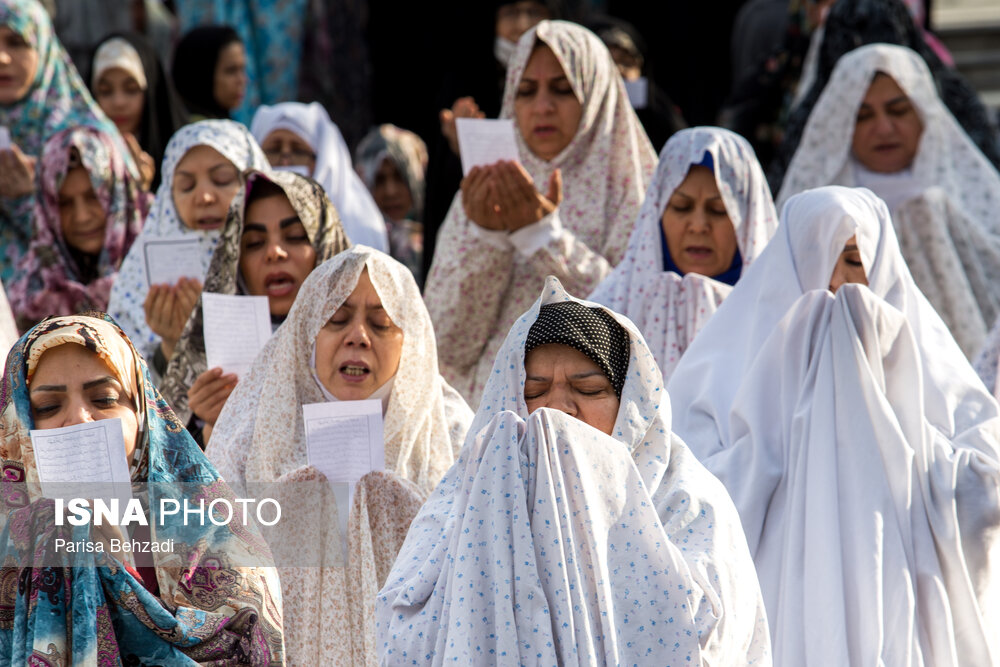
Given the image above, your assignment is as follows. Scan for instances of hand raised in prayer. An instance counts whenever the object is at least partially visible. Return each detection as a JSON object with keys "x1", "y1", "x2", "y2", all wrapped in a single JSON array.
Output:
[
  {"x1": 144, "y1": 277, "x2": 203, "y2": 360},
  {"x1": 440, "y1": 96, "x2": 485, "y2": 156},
  {"x1": 0, "y1": 144, "x2": 37, "y2": 199},
  {"x1": 188, "y1": 367, "x2": 238, "y2": 436},
  {"x1": 462, "y1": 165, "x2": 506, "y2": 231},
  {"x1": 489, "y1": 160, "x2": 562, "y2": 232},
  {"x1": 124, "y1": 132, "x2": 156, "y2": 192}
]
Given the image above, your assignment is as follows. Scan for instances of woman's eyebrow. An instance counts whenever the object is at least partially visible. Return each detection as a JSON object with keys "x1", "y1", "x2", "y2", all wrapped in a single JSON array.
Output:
[
  {"x1": 29, "y1": 376, "x2": 120, "y2": 394},
  {"x1": 569, "y1": 370, "x2": 604, "y2": 380}
]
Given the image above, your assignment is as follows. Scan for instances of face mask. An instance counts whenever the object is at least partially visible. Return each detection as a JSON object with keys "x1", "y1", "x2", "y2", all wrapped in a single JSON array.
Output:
[
  {"x1": 494, "y1": 36, "x2": 518, "y2": 68},
  {"x1": 274, "y1": 164, "x2": 311, "y2": 176}
]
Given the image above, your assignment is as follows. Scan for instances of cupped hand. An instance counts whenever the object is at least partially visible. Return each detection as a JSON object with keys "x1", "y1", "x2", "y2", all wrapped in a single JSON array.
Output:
[
  {"x1": 440, "y1": 96, "x2": 485, "y2": 155},
  {"x1": 0, "y1": 144, "x2": 37, "y2": 199}
]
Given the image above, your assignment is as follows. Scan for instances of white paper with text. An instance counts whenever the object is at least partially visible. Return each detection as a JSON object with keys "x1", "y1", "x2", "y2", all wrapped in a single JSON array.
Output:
[
  {"x1": 203, "y1": 293, "x2": 272, "y2": 378},
  {"x1": 30, "y1": 418, "x2": 132, "y2": 502},
  {"x1": 303, "y1": 400, "x2": 384, "y2": 483},
  {"x1": 456, "y1": 118, "x2": 520, "y2": 175},
  {"x1": 141, "y1": 234, "x2": 207, "y2": 287}
]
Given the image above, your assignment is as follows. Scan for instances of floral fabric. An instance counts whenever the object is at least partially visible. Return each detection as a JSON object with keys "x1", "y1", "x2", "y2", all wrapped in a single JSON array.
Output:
[
  {"x1": 7, "y1": 126, "x2": 151, "y2": 331},
  {"x1": 424, "y1": 20, "x2": 657, "y2": 406},
  {"x1": 590, "y1": 126, "x2": 778, "y2": 379}
]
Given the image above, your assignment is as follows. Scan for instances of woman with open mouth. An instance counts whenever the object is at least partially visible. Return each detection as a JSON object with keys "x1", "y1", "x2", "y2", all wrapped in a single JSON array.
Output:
[
  {"x1": 590, "y1": 126, "x2": 778, "y2": 380},
  {"x1": 424, "y1": 20, "x2": 657, "y2": 407},
  {"x1": 775, "y1": 44, "x2": 1000, "y2": 363},
  {"x1": 7, "y1": 126, "x2": 150, "y2": 333},
  {"x1": 206, "y1": 246, "x2": 473, "y2": 665},
  {"x1": 159, "y1": 168, "x2": 351, "y2": 446},
  {"x1": 108, "y1": 119, "x2": 269, "y2": 379}
]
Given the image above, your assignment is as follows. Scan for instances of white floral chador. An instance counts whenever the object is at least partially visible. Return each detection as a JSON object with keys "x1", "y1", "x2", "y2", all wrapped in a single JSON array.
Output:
[{"x1": 590, "y1": 126, "x2": 778, "y2": 380}]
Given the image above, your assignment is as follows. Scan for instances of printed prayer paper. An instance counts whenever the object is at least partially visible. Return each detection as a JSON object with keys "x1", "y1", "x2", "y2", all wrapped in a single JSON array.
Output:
[
  {"x1": 456, "y1": 118, "x2": 520, "y2": 175},
  {"x1": 202, "y1": 293, "x2": 272, "y2": 378},
  {"x1": 30, "y1": 417, "x2": 132, "y2": 503},
  {"x1": 141, "y1": 234, "x2": 208, "y2": 287}
]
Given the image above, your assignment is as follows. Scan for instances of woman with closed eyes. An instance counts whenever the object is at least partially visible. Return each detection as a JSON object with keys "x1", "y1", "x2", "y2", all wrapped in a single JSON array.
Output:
[
  {"x1": 776, "y1": 44, "x2": 1000, "y2": 360},
  {"x1": 108, "y1": 119, "x2": 268, "y2": 377},
  {"x1": 424, "y1": 20, "x2": 657, "y2": 406}
]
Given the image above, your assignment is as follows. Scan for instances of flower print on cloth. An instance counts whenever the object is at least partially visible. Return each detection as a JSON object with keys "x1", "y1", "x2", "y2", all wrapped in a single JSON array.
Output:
[
  {"x1": 7, "y1": 126, "x2": 151, "y2": 330},
  {"x1": 776, "y1": 44, "x2": 1000, "y2": 357},
  {"x1": 107, "y1": 119, "x2": 269, "y2": 364},
  {"x1": 377, "y1": 275, "x2": 771, "y2": 665},
  {"x1": 590, "y1": 126, "x2": 778, "y2": 380},
  {"x1": 424, "y1": 20, "x2": 658, "y2": 407}
]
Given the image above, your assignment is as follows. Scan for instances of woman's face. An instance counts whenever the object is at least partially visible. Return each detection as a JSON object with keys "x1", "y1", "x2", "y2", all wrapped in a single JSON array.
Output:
[
  {"x1": 94, "y1": 67, "x2": 144, "y2": 136},
  {"x1": 29, "y1": 343, "x2": 139, "y2": 464},
  {"x1": 260, "y1": 128, "x2": 316, "y2": 175},
  {"x1": 239, "y1": 191, "x2": 317, "y2": 317},
  {"x1": 314, "y1": 269, "x2": 404, "y2": 400},
  {"x1": 496, "y1": 1, "x2": 549, "y2": 44},
  {"x1": 851, "y1": 73, "x2": 923, "y2": 174},
  {"x1": 171, "y1": 145, "x2": 240, "y2": 231},
  {"x1": 524, "y1": 343, "x2": 619, "y2": 436},
  {"x1": 828, "y1": 235, "x2": 868, "y2": 293},
  {"x1": 661, "y1": 165, "x2": 738, "y2": 277},
  {"x1": 58, "y1": 164, "x2": 107, "y2": 255},
  {"x1": 213, "y1": 41, "x2": 247, "y2": 111},
  {"x1": 514, "y1": 44, "x2": 582, "y2": 161},
  {"x1": 372, "y1": 157, "x2": 413, "y2": 222},
  {"x1": 0, "y1": 26, "x2": 38, "y2": 105}
]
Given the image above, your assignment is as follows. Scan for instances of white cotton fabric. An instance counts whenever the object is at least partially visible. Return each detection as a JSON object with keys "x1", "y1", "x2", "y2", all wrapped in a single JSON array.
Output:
[
  {"x1": 251, "y1": 102, "x2": 389, "y2": 252},
  {"x1": 107, "y1": 119, "x2": 269, "y2": 363},
  {"x1": 776, "y1": 43, "x2": 1000, "y2": 356},
  {"x1": 377, "y1": 275, "x2": 771, "y2": 666},
  {"x1": 91, "y1": 37, "x2": 147, "y2": 89},
  {"x1": 668, "y1": 186, "x2": 1000, "y2": 666},
  {"x1": 589, "y1": 126, "x2": 778, "y2": 380},
  {"x1": 425, "y1": 20, "x2": 657, "y2": 407},
  {"x1": 207, "y1": 246, "x2": 472, "y2": 665}
]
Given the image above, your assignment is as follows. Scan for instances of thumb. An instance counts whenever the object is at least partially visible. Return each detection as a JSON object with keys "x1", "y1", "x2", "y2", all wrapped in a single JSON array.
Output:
[{"x1": 547, "y1": 169, "x2": 563, "y2": 206}]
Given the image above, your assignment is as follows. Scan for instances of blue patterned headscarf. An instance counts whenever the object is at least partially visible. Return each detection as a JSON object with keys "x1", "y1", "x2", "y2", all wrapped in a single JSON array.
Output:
[
  {"x1": 0, "y1": 314, "x2": 285, "y2": 664},
  {"x1": 0, "y1": 0, "x2": 136, "y2": 280}
]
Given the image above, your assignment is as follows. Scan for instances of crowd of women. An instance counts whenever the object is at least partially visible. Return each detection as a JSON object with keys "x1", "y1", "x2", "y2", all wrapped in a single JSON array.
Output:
[{"x1": 1, "y1": 0, "x2": 999, "y2": 664}]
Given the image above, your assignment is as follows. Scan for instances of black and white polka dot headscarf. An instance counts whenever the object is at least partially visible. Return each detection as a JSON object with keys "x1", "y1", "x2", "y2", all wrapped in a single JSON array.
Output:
[{"x1": 525, "y1": 302, "x2": 630, "y2": 399}]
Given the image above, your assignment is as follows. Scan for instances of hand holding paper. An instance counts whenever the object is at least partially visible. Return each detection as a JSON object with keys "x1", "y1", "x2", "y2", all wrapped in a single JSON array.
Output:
[{"x1": 202, "y1": 293, "x2": 273, "y2": 378}]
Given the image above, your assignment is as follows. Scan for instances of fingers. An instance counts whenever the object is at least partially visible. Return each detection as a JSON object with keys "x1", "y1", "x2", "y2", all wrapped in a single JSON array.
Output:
[
  {"x1": 188, "y1": 367, "x2": 239, "y2": 424},
  {"x1": 547, "y1": 168, "x2": 563, "y2": 206}
]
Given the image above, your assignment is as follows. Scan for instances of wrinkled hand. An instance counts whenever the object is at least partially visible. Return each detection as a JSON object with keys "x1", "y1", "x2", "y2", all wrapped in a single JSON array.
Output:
[
  {"x1": 461, "y1": 165, "x2": 505, "y2": 231},
  {"x1": 0, "y1": 144, "x2": 37, "y2": 199},
  {"x1": 124, "y1": 133, "x2": 156, "y2": 191},
  {"x1": 188, "y1": 367, "x2": 238, "y2": 428},
  {"x1": 144, "y1": 277, "x2": 202, "y2": 359},
  {"x1": 440, "y1": 96, "x2": 484, "y2": 155},
  {"x1": 491, "y1": 161, "x2": 562, "y2": 232}
]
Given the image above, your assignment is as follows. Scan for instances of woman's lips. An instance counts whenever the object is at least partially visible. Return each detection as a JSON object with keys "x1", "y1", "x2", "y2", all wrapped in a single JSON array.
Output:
[
  {"x1": 339, "y1": 361, "x2": 371, "y2": 383},
  {"x1": 533, "y1": 125, "x2": 557, "y2": 137},
  {"x1": 196, "y1": 216, "x2": 224, "y2": 230},
  {"x1": 75, "y1": 226, "x2": 105, "y2": 239},
  {"x1": 684, "y1": 246, "x2": 714, "y2": 259},
  {"x1": 873, "y1": 143, "x2": 901, "y2": 152},
  {"x1": 263, "y1": 271, "x2": 296, "y2": 297}
]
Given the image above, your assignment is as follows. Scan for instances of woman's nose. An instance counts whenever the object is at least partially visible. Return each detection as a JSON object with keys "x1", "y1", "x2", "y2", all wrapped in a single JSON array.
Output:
[
  {"x1": 344, "y1": 320, "x2": 372, "y2": 347},
  {"x1": 544, "y1": 386, "x2": 577, "y2": 418},
  {"x1": 63, "y1": 400, "x2": 96, "y2": 427},
  {"x1": 265, "y1": 240, "x2": 289, "y2": 262}
]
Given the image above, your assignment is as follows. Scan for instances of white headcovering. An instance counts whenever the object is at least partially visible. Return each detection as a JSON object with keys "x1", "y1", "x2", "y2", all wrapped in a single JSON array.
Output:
[
  {"x1": 589, "y1": 126, "x2": 778, "y2": 379},
  {"x1": 91, "y1": 37, "x2": 147, "y2": 90},
  {"x1": 776, "y1": 44, "x2": 1000, "y2": 355},
  {"x1": 377, "y1": 275, "x2": 771, "y2": 665},
  {"x1": 666, "y1": 187, "x2": 1000, "y2": 663},
  {"x1": 670, "y1": 185, "x2": 996, "y2": 457},
  {"x1": 250, "y1": 102, "x2": 389, "y2": 253},
  {"x1": 108, "y1": 119, "x2": 269, "y2": 363}
]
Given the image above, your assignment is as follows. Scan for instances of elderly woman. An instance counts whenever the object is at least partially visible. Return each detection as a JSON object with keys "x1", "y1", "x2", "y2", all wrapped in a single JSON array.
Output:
[
  {"x1": 425, "y1": 20, "x2": 657, "y2": 405},
  {"x1": 0, "y1": 314, "x2": 285, "y2": 664},
  {"x1": 108, "y1": 119, "x2": 269, "y2": 376},
  {"x1": 669, "y1": 186, "x2": 1000, "y2": 665},
  {"x1": 590, "y1": 126, "x2": 778, "y2": 379},
  {"x1": 7, "y1": 126, "x2": 150, "y2": 331},
  {"x1": 775, "y1": 44, "x2": 1000, "y2": 357},
  {"x1": 251, "y1": 101, "x2": 389, "y2": 252},
  {"x1": 159, "y1": 168, "x2": 351, "y2": 444},
  {"x1": 378, "y1": 276, "x2": 770, "y2": 665},
  {"x1": 207, "y1": 246, "x2": 473, "y2": 665}
]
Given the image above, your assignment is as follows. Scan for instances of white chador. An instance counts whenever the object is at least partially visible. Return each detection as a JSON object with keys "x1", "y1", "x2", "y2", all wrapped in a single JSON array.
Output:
[
  {"x1": 590, "y1": 126, "x2": 778, "y2": 380},
  {"x1": 669, "y1": 186, "x2": 1000, "y2": 666},
  {"x1": 377, "y1": 276, "x2": 771, "y2": 666},
  {"x1": 777, "y1": 44, "x2": 1000, "y2": 357}
]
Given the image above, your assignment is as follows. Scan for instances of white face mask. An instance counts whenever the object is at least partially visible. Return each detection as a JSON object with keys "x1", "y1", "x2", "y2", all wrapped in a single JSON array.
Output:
[
  {"x1": 494, "y1": 36, "x2": 518, "y2": 68},
  {"x1": 274, "y1": 164, "x2": 311, "y2": 177}
]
